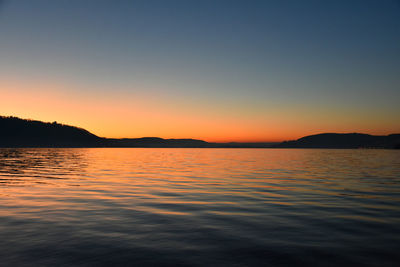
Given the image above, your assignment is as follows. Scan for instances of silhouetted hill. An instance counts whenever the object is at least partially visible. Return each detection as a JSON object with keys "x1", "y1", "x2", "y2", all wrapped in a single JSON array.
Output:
[
  {"x1": 0, "y1": 116, "x2": 102, "y2": 147},
  {"x1": 2, "y1": 116, "x2": 398, "y2": 148},
  {"x1": 106, "y1": 137, "x2": 209, "y2": 148},
  {"x1": 276, "y1": 133, "x2": 400, "y2": 149},
  {"x1": 0, "y1": 116, "x2": 210, "y2": 148}
]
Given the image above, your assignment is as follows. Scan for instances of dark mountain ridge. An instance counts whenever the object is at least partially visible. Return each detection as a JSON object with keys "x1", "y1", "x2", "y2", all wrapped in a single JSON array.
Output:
[
  {"x1": 0, "y1": 116, "x2": 101, "y2": 147},
  {"x1": 0, "y1": 116, "x2": 210, "y2": 148},
  {"x1": 105, "y1": 137, "x2": 209, "y2": 148},
  {"x1": 276, "y1": 133, "x2": 400, "y2": 149},
  {"x1": 1, "y1": 116, "x2": 399, "y2": 148}
]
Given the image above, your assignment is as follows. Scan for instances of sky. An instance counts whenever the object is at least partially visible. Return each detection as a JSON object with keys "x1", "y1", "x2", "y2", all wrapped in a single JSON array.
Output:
[{"x1": 0, "y1": 0, "x2": 399, "y2": 142}]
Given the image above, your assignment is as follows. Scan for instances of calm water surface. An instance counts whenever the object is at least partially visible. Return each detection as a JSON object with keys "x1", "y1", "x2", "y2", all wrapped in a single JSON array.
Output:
[{"x1": 0, "y1": 148, "x2": 399, "y2": 266}]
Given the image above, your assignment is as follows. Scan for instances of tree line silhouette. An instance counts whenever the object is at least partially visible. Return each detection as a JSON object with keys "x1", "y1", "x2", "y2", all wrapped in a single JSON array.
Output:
[{"x1": 1, "y1": 116, "x2": 399, "y2": 148}]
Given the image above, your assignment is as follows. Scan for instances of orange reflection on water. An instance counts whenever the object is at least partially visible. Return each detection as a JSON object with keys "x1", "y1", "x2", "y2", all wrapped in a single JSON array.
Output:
[{"x1": 1, "y1": 148, "x2": 399, "y2": 219}]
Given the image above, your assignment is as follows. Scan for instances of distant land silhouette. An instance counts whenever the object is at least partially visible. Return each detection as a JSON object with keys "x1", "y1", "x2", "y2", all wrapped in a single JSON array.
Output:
[
  {"x1": 1, "y1": 116, "x2": 399, "y2": 148},
  {"x1": 275, "y1": 133, "x2": 400, "y2": 149},
  {"x1": 0, "y1": 116, "x2": 274, "y2": 148}
]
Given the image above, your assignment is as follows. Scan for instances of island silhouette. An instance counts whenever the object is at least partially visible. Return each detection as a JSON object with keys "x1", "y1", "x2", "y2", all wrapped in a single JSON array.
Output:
[{"x1": 1, "y1": 116, "x2": 399, "y2": 148}]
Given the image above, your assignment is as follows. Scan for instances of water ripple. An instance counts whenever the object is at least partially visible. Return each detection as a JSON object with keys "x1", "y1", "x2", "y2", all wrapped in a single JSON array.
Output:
[{"x1": 0, "y1": 148, "x2": 399, "y2": 266}]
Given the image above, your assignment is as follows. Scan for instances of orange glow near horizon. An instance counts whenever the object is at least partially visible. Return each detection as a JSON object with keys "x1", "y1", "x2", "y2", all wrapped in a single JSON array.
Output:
[{"x1": 1, "y1": 79, "x2": 399, "y2": 143}]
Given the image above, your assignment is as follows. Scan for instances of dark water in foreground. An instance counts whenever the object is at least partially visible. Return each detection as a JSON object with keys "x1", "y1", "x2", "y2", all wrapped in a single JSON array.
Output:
[{"x1": 0, "y1": 148, "x2": 399, "y2": 266}]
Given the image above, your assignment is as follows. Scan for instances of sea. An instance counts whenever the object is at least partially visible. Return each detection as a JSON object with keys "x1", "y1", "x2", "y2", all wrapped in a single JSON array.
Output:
[{"x1": 0, "y1": 148, "x2": 399, "y2": 266}]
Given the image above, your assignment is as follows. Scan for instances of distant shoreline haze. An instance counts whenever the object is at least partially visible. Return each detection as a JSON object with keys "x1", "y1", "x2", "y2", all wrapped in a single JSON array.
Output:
[{"x1": 0, "y1": 116, "x2": 399, "y2": 149}]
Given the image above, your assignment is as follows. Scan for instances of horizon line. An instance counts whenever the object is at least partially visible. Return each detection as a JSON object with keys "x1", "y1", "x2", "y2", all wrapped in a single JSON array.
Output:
[{"x1": 2, "y1": 115, "x2": 399, "y2": 144}]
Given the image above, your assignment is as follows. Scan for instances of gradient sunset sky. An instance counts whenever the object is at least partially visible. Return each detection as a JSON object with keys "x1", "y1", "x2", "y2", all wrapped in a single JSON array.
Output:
[{"x1": 1, "y1": 0, "x2": 399, "y2": 142}]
